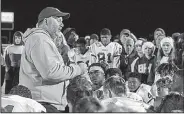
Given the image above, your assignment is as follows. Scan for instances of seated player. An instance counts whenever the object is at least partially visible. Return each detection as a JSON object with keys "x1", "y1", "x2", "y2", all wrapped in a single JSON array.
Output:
[
  {"x1": 171, "y1": 69, "x2": 184, "y2": 95},
  {"x1": 88, "y1": 63, "x2": 106, "y2": 100},
  {"x1": 1, "y1": 85, "x2": 46, "y2": 112},
  {"x1": 90, "y1": 28, "x2": 122, "y2": 68},
  {"x1": 73, "y1": 96, "x2": 104, "y2": 112},
  {"x1": 9, "y1": 85, "x2": 32, "y2": 99},
  {"x1": 66, "y1": 75, "x2": 93, "y2": 112},
  {"x1": 154, "y1": 63, "x2": 179, "y2": 83},
  {"x1": 127, "y1": 72, "x2": 155, "y2": 106},
  {"x1": 151, "y1": 63, "x2": 179, "y2": 97},
  {"x1": 156, "y1": 92, "x2": 184, "y2": 112},
  {"x1": 101, "y1": 76, "x2": 149, "y2": 112},
  {"x1": 68, "y1": 37, "x2": 91, "y2": 67}
]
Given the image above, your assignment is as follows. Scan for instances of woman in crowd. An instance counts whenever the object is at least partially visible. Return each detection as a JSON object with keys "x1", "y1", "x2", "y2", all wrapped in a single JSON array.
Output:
[
  {"x1": 156, "y1": 37, "x2": 176, "y2": 67},
  {"x1": 4, "y1": 31, "x2": 24, "y2": 94}
]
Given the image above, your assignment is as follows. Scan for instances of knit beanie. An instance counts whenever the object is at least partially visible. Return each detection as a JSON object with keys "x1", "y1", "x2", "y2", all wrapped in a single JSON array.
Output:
[{"x1": 160, "y1": 37, "x2": 174, "y2": 48}]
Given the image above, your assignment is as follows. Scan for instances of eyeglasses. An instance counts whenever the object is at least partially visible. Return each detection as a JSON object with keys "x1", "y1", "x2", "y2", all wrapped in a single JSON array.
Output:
[
  {"x1": 156, "y1": 77, "x2": 173, "y2": 88},
  {"x1": 89, "y1": 70, "x2": 104, "y2": 75},
  {"x1": 51, "y1": 16, "x2": 63, "y2": 23},
  {"x1": 123, "y1": 33, "x2": 129, "y2": 37}
]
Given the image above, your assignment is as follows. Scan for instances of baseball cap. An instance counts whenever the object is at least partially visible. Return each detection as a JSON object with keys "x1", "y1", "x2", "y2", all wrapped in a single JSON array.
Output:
[
  {"x1": 38, "y1": 7, "x2": 70, "y2": 23},
  {"x1": 120, "y1": 29, "x2": 131, "y2": 36},
  {"x1": 63, "y1": 28, "x2": 76, "y2": 37}
]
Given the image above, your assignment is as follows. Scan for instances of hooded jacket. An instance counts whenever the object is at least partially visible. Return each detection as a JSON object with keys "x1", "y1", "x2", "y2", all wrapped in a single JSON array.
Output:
[{"x1": 19, "y1": 28, "x2": 82, "y2": 110}]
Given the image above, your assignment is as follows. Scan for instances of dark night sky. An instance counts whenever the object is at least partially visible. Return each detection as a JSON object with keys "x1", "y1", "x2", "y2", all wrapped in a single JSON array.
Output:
[{"x1": 2, "y1": 0, "x2": 184, "y2": 41}]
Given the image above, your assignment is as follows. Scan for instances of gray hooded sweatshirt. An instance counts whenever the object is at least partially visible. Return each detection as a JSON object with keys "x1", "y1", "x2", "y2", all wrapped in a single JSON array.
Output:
[{"x1": 19, "y1": 28, "x2": 82, "y2": 110}]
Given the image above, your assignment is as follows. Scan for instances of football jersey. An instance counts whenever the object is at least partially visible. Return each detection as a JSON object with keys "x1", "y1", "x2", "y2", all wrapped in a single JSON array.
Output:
[
  {"x1": 89, "y1": 42, "x2": 122, "y2": 68},
  {"x1": 136, "y1": 84, "x2": 155, "y2": 106},
  {"x1": 68, "y1": 48, "x2": 91, "y2": 67},
  {"x1": 101, "y1": 97, "x2": 149, "y2": 112},
  {"x1": 1, "y1": 95, "x2": 46, "y2": 112}
]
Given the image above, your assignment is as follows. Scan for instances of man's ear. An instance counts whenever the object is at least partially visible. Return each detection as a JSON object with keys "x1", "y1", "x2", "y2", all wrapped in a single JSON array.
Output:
[
  {"x1": 109, "y1": 35, "x2": 112, "y2": 39},
  {"x1": 43, "y1": 18, "x2": 48, "y2": 26}
]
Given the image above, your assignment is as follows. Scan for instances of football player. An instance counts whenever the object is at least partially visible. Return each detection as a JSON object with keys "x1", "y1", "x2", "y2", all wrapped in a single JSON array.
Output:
[
  {"x1": 90, "y1": 28, "x2": 122, "y2": 68},
  {"x1": 68, "y1": 37, "x2": 91, "y2": 67},
  {"x1": 127, "y1": 72, "x2": 155, "y2": 106}
]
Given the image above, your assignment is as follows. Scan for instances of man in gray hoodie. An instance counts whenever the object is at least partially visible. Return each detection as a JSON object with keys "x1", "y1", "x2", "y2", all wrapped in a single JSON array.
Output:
[{"x1": 19, "y1": 7, "x2": 87, "y2": 112}]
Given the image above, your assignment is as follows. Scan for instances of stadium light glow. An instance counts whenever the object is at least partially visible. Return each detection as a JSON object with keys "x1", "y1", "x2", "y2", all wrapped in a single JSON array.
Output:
[{"x1": 1, "y1": 12, "x2": 14, "y2": 23}]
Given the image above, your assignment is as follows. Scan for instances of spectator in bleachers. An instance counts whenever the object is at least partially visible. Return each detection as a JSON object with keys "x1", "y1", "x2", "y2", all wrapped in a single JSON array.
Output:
[
  {"x1": 53, "y1": 31, "x2": 70, "y2": 65},
  {"x1": 156, "y1": 37, "x2": 176, "y2": 67},
  {"x1": 120, "y1": 37, "x2": 137, "y2": 80},
  {"x1": 112, "y1": 34, "x2": 120, "y2": 43},
  {"x1": 133, "y1": 42, "x2": 156, "y2": 85},
  {"x1": 66, "y1": 75, "x2": 93, "y2": 112},
  {"x1": 85, "y1": 35, "x2": 91, "y2": 47},
  {"x1": 153, "y1": 28, "x2": 166, "y2": 55},
  {"x1": 1, "y1": 44, "x2": 5, "y2": 86},
  {"x1": 4, "y1": 31, "x2": 24, "y2": 93},
  {"x1": 176, "y1": 33, "x2": 184, "y2": 69},
  {"x1": 90, "y1": 34, "x2": 99, "y2": 45},
  {"x1": 63, "y1": 27, "x2": 79, "y2": 49},
  {"x1": 119, "y1": 29, "x2": 131, "y2": 48},
  {"x1": 134, "y1": 39, "x2": 145, "y2": 58}
]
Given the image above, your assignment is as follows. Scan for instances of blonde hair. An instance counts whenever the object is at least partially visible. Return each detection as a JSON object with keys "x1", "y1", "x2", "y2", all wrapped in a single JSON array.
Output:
[{"x1": 156, "y1": 37, "x2": 176, "y2": 67}]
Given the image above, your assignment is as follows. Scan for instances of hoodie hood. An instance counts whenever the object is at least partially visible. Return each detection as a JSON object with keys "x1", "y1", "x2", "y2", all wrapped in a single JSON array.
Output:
[{"x1": 23, "y1": 28, "x2": 50, "y2": 43}]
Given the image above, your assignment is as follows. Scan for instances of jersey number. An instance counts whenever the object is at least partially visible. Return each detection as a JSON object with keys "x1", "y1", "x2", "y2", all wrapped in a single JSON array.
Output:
[{"x1": 97, "y1": 53, "x2": 112, "y2": 63}]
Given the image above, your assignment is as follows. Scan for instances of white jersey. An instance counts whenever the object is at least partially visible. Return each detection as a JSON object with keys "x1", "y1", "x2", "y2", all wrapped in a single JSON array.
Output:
[
  {"x1": 1, "y1": 95, "x2": 46, "y2": 112},
  {"x1": 68, "y1": 48, "x2": 91, "y2": 67},
  {"x1": 101, "y1": 97, "x2": 149, "y2": 112},
  {"x1": 136, "y1": 84, "x2": 155, "y2": 106},
  {"x1": 89, "y1": 42, "x2": 122, "y2": 68}
]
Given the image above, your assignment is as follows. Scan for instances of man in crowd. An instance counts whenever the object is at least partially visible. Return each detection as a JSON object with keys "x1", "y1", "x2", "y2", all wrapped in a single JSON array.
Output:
[
  {"x1": 66, "y1": 76, "x2": 93, "y2": 112},
  {"x1": 18, "y1": 7, "x2": 87, "y2": 112},
  {"x1": 127, "y1": 72, "x2": 155, "y2": 106},
  {"x1": 90, "y1": 34, "x2": 99, "y2": 45},
  {"x1": 90, "y1": 28, "x2": 122, "y2": 68},
  {"x1": 63, "y1": 27, "x2": 78, "y2": 49},
  {"x1": 68, "y1": 37, "x2": 91, "y2": 67},
  {"x1": 88, "y1": 63, "x2": 107, "y2": 100}
]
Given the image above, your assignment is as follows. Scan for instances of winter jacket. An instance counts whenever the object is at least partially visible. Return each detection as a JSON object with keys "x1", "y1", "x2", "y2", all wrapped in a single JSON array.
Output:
[{"x1": 133, "y1": 55, "x2": 156, "y2": 85}]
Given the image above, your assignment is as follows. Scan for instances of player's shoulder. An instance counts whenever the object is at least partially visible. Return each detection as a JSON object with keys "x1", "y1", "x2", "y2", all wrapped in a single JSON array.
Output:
[
  {"x1": 92, "y1": 42, "x2": 103, "y2": 47},
  {"x1": 140, "y1": 84, "x2": 151, "y2": 91}
]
